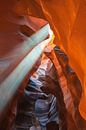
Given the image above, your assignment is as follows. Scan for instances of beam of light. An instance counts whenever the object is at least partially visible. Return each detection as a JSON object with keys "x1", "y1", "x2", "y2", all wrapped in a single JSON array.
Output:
[{"x1": 0, "y1": 27, "x2": 53, "y2": 114}]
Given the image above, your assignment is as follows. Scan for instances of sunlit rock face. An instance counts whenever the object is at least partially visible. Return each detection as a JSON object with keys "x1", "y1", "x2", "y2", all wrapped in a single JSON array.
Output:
[
  {"x1": 68, "y1": 1, "x2": 86, "y2": 120},
  {"x1": 38, "y1": 0, "x2": 86, "y2": 120}
]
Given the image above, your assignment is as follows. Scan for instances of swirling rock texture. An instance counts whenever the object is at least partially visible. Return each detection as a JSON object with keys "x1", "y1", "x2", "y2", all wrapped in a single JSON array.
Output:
[
  {"x1": 28, "y1": 0, "x2": 86, "y2": 121},
  {"x1": 37, "y1": 0, "x2": 86, "y2": 121}
]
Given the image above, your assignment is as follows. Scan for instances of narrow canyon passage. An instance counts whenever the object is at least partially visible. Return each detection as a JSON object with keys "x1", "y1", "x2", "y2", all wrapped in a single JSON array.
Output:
[
  {"x1": 0, "y1": 1, "x2": 86, "y2": 130},
  {"x1": 2, "y1": 49, "x2": 86, "y2": 130}
]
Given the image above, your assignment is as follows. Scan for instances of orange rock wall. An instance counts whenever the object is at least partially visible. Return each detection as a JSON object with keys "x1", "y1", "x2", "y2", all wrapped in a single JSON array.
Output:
[{"x1": 38, "y1": 0, "x2": 86, "y2": 120}]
